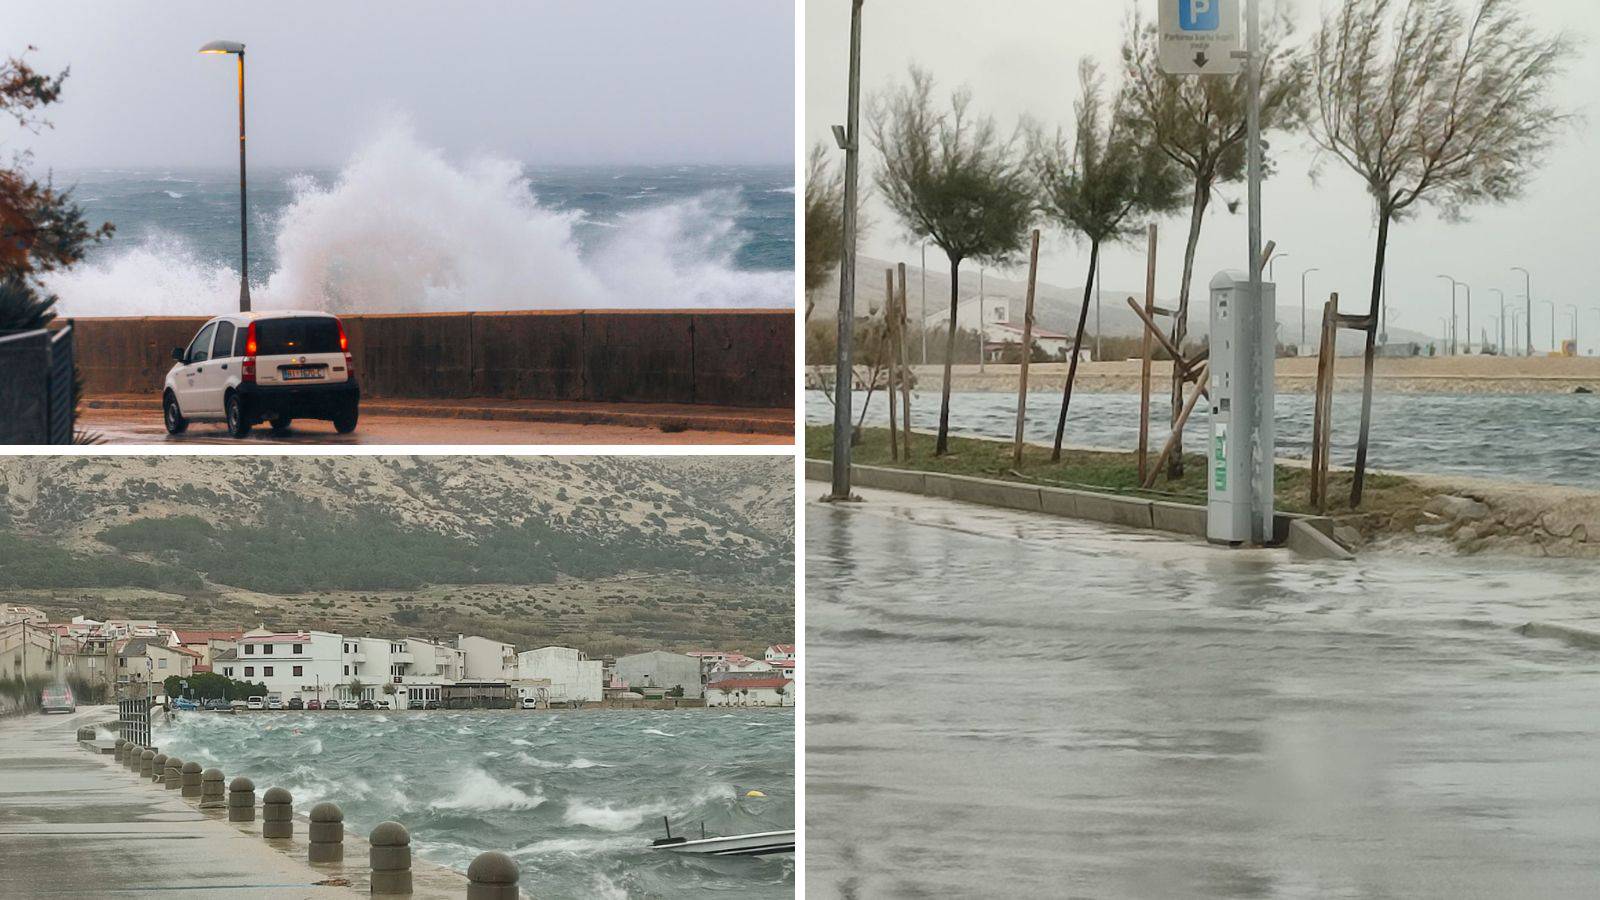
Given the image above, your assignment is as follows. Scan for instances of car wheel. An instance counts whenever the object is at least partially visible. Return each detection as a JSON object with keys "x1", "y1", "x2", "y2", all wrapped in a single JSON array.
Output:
[
  {"x1": 333, "y1": 403, "x2": 359, "y2": 434},
  {"x1": 269, "y1": 416, "x2": 293, "y2": 435},
  {"x1": 225, "y1": 392, "x2": 251, "y2": 438},
  {"x1": 162, "y1": 393, "x2": 188, "y2": 434}
]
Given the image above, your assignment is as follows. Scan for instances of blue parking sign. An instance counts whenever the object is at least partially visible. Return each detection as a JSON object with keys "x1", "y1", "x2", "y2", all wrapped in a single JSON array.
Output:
[{"x1": 1180, "y1": 0, "x2": 1220, "y2": 32}]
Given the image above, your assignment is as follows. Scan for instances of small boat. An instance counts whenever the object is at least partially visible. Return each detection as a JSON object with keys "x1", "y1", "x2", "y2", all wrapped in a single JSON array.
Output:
[{"x1": 650, "y1": 818, "x2": 794, "y2": 856}]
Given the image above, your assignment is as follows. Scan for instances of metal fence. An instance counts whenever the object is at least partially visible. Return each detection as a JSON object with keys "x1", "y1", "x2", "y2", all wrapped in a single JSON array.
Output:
[
  {"x1": 117, "y1": 692, "x2": 152, "y2": 748},
  {"x1": 0, "y1": 321, "x2": 75, "y2": 444}
]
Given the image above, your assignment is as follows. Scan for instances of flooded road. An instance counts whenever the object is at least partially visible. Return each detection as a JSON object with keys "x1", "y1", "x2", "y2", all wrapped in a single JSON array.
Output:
[{"x1": 805, "y1": 487, "x2": 1600, "y2": 898}]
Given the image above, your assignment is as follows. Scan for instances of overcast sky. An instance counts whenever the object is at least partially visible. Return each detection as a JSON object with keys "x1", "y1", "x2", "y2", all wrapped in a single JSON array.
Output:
[
  {"x1": 806, "y1": 0, "x2": 1600, "y2": 346},
  {"x1": 1, "y1": 1, "x2": 794, "y2": 168}
]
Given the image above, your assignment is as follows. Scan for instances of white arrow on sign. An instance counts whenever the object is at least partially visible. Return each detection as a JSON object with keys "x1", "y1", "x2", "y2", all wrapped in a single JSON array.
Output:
[{"x1": 1159, "y1": 0, "x2": 1243, "y2": 76}]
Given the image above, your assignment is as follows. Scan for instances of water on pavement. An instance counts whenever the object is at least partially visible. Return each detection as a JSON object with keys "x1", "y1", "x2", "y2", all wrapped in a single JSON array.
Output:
[{"x1": 805, "y1": 488, "x2": 1600, "y2": 898}]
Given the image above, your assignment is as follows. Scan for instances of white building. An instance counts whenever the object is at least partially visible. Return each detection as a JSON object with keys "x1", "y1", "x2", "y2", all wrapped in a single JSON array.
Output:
[
  {"x1": 764, "y1": 644, "x2": 795, "y2": 664},
  {"x1": 614, "y1": 650, "x2": 703, "y2": 699},
  {"x1": 457, "y1": 634, "x2": 518, "y2": 681},
  {"x1": 705, "y1": 676, "x2": 792, "y2": 708},
  {"x1": 711, "y1": 654, "x2": 775, "y2": 677},
  {"x1": 221, "y1": 630, "x2": 344, "y2": 702},
  {"x1": 516, "y1": 646, "x2": 603, "y2": 703}
]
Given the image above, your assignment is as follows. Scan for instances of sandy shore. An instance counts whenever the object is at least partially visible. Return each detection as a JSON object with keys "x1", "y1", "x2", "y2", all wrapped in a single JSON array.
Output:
[{"x1": 811, "y1": 356, "x2": 1600, "y2": 395}]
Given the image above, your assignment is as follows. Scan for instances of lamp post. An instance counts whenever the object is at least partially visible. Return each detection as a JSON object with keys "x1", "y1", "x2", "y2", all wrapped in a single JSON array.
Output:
[
  {"x1": 920, "y1": 242, "x2": 928, "y2": 365},
  {"x1": 1269, "y1": 252, "x2": 1287, "y2": 283},
  {"x1": 1566, "y1": 303, "x2": 1579, "y2": 352},
  {"x1": 1436, "y1": 275, "x2": 1461, "y2": 355},
  {"x1": 977, "y1": 266, "x2": 986, "y2": 372},
  {"x1": 199, "y1": 40, "x2": 250, "y2": 312},
  {"x1": 1488, "y1": 315, "x2": 1500, "y2": 356},
  {"x1": 1490, "y1": 288, "x2": 1506, "y2": 354},
  {"x1": 828, "y1": 0, "x2": 864, "y2": 501},
  {"x1": 1299, "y1": 267, "x2": 1319, "y2": 348},
  {"x1": 1511, "y1": 267, "x2": 1532, "y2": 356}
]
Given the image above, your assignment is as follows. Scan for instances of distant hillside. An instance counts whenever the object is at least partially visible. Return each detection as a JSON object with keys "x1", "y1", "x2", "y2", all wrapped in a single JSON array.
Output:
[{"x1": 0, "y1": 457, "x2": 793, "y2": 656}]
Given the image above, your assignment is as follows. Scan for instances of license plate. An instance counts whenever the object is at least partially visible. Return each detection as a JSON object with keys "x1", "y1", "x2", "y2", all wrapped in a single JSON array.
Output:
[{"x1": 281, "y1": 367, "x2": 324, "y2": 381}]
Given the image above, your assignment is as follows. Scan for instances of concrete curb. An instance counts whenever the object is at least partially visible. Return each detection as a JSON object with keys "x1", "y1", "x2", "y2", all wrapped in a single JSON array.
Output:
[
  {"x1": 1516, "y1": 622, "x2": 1600, "y2": 650},
  {"x1": 807, "y1": 458, "x2": 1351, "y2": 559}
]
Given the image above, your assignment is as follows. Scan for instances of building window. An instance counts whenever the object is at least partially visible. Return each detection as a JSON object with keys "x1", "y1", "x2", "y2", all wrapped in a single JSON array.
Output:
[
  {"x1": 224, "y1": 667, "x2": 233, "y2": 676},
  {"x1": 293, "y1": 665, "x2": 303, "y2": 677},
  {"x1": 293, "y1": 644, "x2": 303, "y2": 654},
  {"x1": 244, "y1": 644, "x2": 254, "y2": 655},
  {"x1": 263, "y1": 644, "x2": 274, "y2": 654},
  {"x1": 263, "y1": 666, "x2": 274, "y2": 677},
  {"x1": 158, "y1": 658, "x2": 168, "y2": 669},
  {"x1": 343, "y1": 665, "x2": 350, "y2": 676},
  {"x1": 244, "y1": 667, "x2": 254, "y2": 677}
]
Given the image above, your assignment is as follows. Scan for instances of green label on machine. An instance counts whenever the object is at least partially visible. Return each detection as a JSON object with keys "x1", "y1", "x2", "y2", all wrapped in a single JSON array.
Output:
[{"x1": 1213, "y1": 429, "x2": 1227, "y2": 491}]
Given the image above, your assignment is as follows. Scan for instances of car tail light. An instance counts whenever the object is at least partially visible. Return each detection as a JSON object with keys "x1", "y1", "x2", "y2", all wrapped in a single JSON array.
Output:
[
  {"x1": 242, "y1": 321, "x2": 257, "y2": 383},
  {"x1": 337, "y1": 318, "x2": 353, "y2": 371}
]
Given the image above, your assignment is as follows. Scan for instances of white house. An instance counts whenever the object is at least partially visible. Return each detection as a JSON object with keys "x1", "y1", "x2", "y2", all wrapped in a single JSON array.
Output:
[
  {"x1": 705, "y1": 676, "x2": 792, "y2": 708},
  {"x1": 516, "y1": 646, "x2": 603, "y2": 703},
  {"x1": 764, "y1": 644, "x2": 795, "y2": 664},
  {"x1": 711, "y1": 654, "x2": 775, "y2": 676},
  {"x1": 456, "y1": 634, "x2": 518, "y2": 681},
  {"x1": 221, "y1": 630, "x2": 344, "y2": 702}
]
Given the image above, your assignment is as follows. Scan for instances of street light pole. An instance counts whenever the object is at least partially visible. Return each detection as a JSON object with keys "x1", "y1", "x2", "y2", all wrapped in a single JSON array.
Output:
[
  {"x1": 1436, "y1": 275, "x2": 1459, "y2": 355},
  {"x1": 827, "y1": 0, "x2": 864, "y2": 501},
  {"x1": 1566, "y1": 304, "x2": 1579, "y2": 352},
  {"x1": 920, "y1": 242, "x2": 928, "y2": 365},
  {"x1": 1490, "y1": 288, "x2": 1505, "y2": 354},
  {"x1": 1269, "y1": 252, "x2": 1287, "y2": 283},
  {"x1": 1536, "y1": 299, "x2": 1555, "y2": 355},
  {"x1": 1300, "y1": 267, "x2": 1319, "y2": 348},
  {"x1": 978, "y1": 267, "x2": 986, "y2": 372},
  {"x1": 1512, "y1": 267, "x2": 1532, "y2": 356},
  {"x1": 200, "y1": 40, "x2": 250, "y2": 312}
]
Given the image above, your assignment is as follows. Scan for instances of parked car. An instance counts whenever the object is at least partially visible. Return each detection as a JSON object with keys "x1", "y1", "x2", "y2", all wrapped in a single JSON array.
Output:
[
  {"x1": 407, "y1": 699, "x2": 425, "y2": 710},
  {"x1": 323, "y1": 700, "x2": 342, "y2": 711},
  {"x1": 374, "y1": 699, "x2": 390, "y2": 709},
  {"x1": 519, "y1": 697, "x2": 539, "y2": 710},
  {"x1": 425, "y1": 701, "x2": 441, "y2": 710},
  {"x1": 164, "y1": 310, "x2": 359, "y2": 438},
  {"x1": 229, "y1": 700, "x2": 248, "y2": 711},
  {"x1": 306, "y1": 699, "x2": 322, "y2": 711},
  {"x1": 358, "y1": 699, "x2": 375, "y2": 710},
  {"x1": 39, "y1": 687, "x2": 75, "y2": 714},
  {"x1": 246, "y1": 696, "x2": 266, "y2": 710},
  {"x1": 287, "y1": 697, "x2": 304, "y2": 710},
  {"x1": 203, "y1": 698, "x2": 230, "y2": 711},
  {"x1": 266, "y1": 697, "x2": 283, "y2": 710}
]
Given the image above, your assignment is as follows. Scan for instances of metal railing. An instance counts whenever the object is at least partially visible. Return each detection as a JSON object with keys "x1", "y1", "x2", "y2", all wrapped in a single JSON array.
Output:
[
  {"x1": 0, "y1": 321, "x2": 75, "y2": 444},
  {"x1": 117, "y1": 690, "x2": 152, "y2": 748}
]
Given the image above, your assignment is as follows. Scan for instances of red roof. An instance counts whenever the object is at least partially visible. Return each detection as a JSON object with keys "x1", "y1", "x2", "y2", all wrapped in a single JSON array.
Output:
[
  {"x1": 709, "y1": 677, "x2": 792, "y2": 691},
  {"x1": 240, "y1": 632, "x2": 310, "y2": 643},
  {"x1": 768, "y1": 644, "x2": 795, "y2": 654}
]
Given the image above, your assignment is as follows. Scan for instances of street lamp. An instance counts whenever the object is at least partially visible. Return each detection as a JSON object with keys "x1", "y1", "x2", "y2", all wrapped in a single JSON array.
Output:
[
  {"x1": 1300, "y1": 267, "x2": 1319, "y2": 349},
  {"x1": 199, "y1": 40, "x2": 251, "y2": 312},
  {"x1": 1490, "y1": 288, "x2": 1506, "y2": 354},
  {"x1": 1511, "y1": 266, "x2": 1532, "y2": 356},
  {"x1": 1566, "y1": 303, "x2": 1579, "y2": 352},
  {"x1": 1269, "y1": 252, "x2": 1288, "y2": 283},
  {"x1": 1436, "y1": 275, "x2": 1462, "y2": 355}
]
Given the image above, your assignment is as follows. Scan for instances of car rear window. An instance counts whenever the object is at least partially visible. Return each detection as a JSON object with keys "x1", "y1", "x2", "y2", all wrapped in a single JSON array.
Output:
[{"x1": 253, "y1": 317, "x2": 342, "y2": 355}]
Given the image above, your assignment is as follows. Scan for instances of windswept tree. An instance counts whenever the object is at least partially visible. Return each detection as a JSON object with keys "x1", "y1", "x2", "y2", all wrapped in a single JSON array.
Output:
[
  {"x1": 0, "y1": 48, "x2": 112, "y2": 332},
  {"x1": 1121, "y1": 7, "x2": 1304, "y2": 476},
  {"x1": 1308, "y1": 0, "x2": 1574, "y2": 504},
  {"x1": 1032, "y1": 59, "x2": 1185, "y2": 461},
  {"x1": 804, "y1": 143, "x2": 846, "y2": 317},
  {"x1": 872, "y1": 67, "x2": 1033, "y2": 455}
]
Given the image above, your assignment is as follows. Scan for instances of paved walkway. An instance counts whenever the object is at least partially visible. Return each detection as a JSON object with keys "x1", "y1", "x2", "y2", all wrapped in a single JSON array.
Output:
[{"x1": 0, "y1": 707, "x2": 462, "y2": 898}]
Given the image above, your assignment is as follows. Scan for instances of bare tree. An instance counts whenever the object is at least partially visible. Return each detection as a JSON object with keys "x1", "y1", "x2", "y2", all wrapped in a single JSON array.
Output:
[
  {"x1": 1032, "y1": 59, "x2": 1185, "y2": 462},
  {"x1": 1308, "y1": 0, "x2": 1575, "y2": 504},
  {"x1": 872, "y1": 67, "x2": 1034, "y2": 456},
  {"x1": 1121, "y1": 6, "x2": 1305, "y2": 476}
]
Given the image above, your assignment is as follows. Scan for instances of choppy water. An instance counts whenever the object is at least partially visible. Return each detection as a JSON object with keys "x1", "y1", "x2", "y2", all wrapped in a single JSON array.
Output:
[
  {"x1": 806, "y1": 389, "x2": 1600, "y2": 488},
  {"x1": 155, "y1": 709, "x2": 793, "y2": 898},
  {"x1": 48, "y1": 128, "x2": 792, "y2": 316},
  {"x1": 806, "y1": 494, "x2": 1600, "y2": 898}
]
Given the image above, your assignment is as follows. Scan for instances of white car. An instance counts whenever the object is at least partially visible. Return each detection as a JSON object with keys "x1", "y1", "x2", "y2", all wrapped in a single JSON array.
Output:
[
  {"x1": 246, "y1": 696, "x2": 266, "y2": 710},
  {"x1": 266, "y1": 696, "x2": 284, "y2": 710},
  {"x1": 164, "y1": 310, "x2": 360, "y2": 437}
]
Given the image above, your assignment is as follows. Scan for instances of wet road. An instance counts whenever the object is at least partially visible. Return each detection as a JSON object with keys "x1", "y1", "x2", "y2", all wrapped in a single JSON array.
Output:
[
  {"x1": 80, "y1": 408, "x2": 775, "y2": 445},
  {"x1": 806, "y1": 486, "x2": 1600, "y2": 899}
]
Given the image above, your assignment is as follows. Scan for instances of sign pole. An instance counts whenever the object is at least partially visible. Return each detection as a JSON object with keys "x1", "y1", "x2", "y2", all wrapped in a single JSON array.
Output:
[{"x1": 1243, "y1": 0, "x2": 1272, "y2": 543}]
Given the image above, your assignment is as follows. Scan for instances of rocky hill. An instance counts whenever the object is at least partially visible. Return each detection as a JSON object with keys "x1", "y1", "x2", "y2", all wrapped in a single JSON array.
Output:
[{"x1": 0, "y1": 456, "x2": 793, "y2": 656}]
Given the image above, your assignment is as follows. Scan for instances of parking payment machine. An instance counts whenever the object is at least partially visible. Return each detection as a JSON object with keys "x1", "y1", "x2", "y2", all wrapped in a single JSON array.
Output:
[{"x1": 1207, "y1": 270, "x2": 1276, "y2": 544}]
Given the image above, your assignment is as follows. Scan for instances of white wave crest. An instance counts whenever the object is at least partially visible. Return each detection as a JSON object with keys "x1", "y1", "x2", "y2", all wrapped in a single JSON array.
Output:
[
  {"x1": 433, "y1": 767, "x2": 543, "y2": 811},
  {"x1": 47, "y1": 121, "x2": 791, "y2": 316}
]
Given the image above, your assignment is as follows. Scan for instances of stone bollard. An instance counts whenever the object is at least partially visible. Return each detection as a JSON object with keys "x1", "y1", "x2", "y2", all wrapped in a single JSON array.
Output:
[
  {"x1": 200, "y1": 768, "x2": 226, "y2": 809},
  {"x1": 139, "y1": 749, "x2": 156, "y2": 778},
  {"x1": 164, "y1": 757, "x2": 184, "y2": 790},
  {"x1": 227, "y1": 776, "x2": 256, "y2": 822},
  {"x1": 308, "y1": 802, "x2": 344, "y2": 863},
  {"x1": 113, "y1": 738, "x2": 126, "y2": 762},
  {"x1": 151, "y1": 753, "x2": 168, "y2": 783},
  {"x1": 368, "y1": 821, "x2": 412, "y2": 895},
  {"x1": 181, "y1": 761, "x2": 203, "y2": 798},
  {"x1": 262, "y1": 787, "x2": 293, "y2": 839},
  {"x1": 123, "y1": 745, "x2": 141, "y2": 770},
  {"x1": 465, "y1": 851, "x2": 520, "y2": 900}
]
